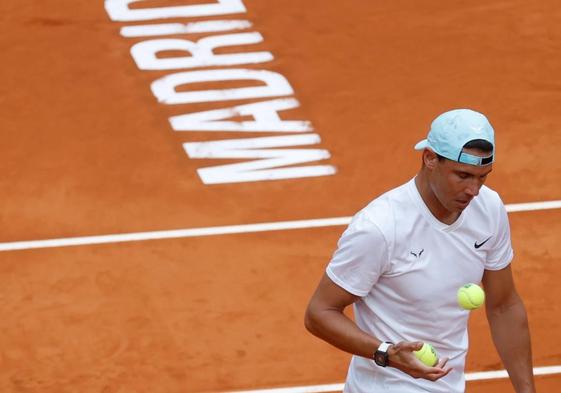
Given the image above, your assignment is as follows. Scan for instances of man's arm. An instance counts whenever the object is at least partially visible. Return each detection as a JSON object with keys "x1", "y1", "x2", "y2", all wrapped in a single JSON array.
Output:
[
  {"x1": 304, "y1": 273, "x2": 451, "y2": 381},
  {"x1": 482, "y1": 265, "x2": 536, "y2": 393}
]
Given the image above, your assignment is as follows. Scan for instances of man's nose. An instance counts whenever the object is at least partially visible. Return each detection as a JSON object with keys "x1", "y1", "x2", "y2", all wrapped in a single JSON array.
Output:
[{"x1": 465, "y1": 180, "x2": 481, "y2": 197}]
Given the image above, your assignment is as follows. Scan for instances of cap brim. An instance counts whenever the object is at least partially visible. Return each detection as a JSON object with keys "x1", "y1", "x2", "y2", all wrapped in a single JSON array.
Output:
[{"x1": 414, "y1": 139, "x2": 429, "y2": 150}]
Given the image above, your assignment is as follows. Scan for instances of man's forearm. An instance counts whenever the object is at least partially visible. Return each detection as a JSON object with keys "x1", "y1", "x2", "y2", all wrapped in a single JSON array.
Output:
[
  {"x1": 486, "y1": 298, "x2": 535, "y2": 393},
  {"x1": 305, "y1": 307, "x2": 380, "y2": 359}
]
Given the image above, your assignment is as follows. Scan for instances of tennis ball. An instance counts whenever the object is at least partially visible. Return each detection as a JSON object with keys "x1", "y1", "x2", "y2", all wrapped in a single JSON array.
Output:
[
  {"x1": 457, "y1": 283, "x2": 485, "y2": 310},
  {"x1": 414, "y1": 343, "x2": 438, "y2": 367}
]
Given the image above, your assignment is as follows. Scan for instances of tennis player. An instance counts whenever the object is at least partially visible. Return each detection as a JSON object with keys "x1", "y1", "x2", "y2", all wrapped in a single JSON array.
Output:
[{"x1": 305, "y1": 109, "x2": 536, "y2": 393}]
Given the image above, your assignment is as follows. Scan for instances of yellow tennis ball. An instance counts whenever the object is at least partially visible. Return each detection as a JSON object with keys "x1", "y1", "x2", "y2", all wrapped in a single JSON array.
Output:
[
  {"x1": 414, "y1": 343, "x2": 438, "y2": 367},
  {"x1": 457, "y1": 283, "x2": 485, "y2": 310}
]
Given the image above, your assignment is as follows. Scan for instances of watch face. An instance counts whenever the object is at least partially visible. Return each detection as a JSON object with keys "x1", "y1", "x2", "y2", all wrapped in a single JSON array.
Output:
[{"x1": 374, "y1": 351, "x2": 388, "y2": 367}]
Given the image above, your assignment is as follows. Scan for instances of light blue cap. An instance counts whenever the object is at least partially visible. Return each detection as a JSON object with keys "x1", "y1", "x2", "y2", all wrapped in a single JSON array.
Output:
[{"x1": 414, "y1": 109, "x2": 495, "y2": 166}]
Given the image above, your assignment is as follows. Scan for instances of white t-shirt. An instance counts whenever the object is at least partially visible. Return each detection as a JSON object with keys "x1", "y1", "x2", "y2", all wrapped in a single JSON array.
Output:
[{"x1": 326, "y1": 178, "x2": 513, "y2": 393}]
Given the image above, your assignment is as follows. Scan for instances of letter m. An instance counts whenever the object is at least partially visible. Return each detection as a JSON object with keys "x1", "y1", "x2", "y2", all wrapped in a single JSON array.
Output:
[{"x1": 183, "y1": 134, "x2": 336, "y2": 184}]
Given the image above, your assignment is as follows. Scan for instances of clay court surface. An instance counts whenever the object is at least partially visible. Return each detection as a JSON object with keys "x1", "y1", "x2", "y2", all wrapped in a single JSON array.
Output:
[{"x1": 1, "y1": 1, "x2": 561, "y2": 392}]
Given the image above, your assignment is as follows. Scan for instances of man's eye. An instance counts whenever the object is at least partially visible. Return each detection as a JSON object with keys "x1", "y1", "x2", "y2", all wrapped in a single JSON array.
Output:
[{"x1": 458, "y1": 173, "x2": 469, "y2": 179}]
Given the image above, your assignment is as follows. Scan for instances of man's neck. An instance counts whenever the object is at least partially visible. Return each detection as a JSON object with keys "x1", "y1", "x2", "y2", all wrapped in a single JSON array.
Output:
[{"x1": 414, "y1": 173, "x2": 460, "y2": 225}]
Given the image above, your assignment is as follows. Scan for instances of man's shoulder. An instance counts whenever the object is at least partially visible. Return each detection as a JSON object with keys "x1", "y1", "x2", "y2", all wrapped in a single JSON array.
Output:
[
  {"x1": 366, "y1": 179, "x2": 411, "y2": 203},
  {"x1": 474, "y1": 185, "x2": 505, "y2": 210},
  {"x1": 467, "y1": 185, "x2": 508, "y2": 228},
  {"x1": 352, "y1": 180, "x2": 413, "y2": 230},
  {"x1": 479, "y1": 184, "x2": 501, "y2": 198}
]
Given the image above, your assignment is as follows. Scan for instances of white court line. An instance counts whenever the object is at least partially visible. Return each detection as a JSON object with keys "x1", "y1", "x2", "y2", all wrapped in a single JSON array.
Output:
[
  {"x1": 223, "y1": 365, "x2": 561, "y2": 393},
  {"x1": 1, "y1": 200, "x2": 560, "y2": 252}
]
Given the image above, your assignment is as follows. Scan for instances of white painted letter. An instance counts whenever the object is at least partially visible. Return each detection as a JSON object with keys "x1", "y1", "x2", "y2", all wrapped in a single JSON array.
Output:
[
  {"x1": 151, "y1": 69, "x2": 293, "y2": 105},
  {"x1": 170, "y1": 98, "x2": 312, "y2": 132},
  {"x1": 183, "y1": 134, "x2": 336, "y2": 184},
  {"x1": 131, "y1": 33, "x2": 273, "y2": 70},
  {"x1": 105, "y1": 0, "x2": 246, "y2": 22},
  {"x1": 121, "y1": 20, "x2": 252, "y2": 38}
]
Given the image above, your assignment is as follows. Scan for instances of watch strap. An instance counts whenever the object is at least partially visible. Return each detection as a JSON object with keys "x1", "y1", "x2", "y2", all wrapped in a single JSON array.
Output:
[{"x1": 378, "y1": 341, "x2": 392, "y2": 352}]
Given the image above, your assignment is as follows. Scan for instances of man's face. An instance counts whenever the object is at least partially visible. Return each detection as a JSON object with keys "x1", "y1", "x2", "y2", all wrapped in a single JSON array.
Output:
[{"x1": 429, "y1": 148, "x2": 493, "y2": 213}]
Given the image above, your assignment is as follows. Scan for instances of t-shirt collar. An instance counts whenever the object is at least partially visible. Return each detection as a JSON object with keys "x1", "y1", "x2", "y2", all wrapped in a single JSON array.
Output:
[{"x1": 407, "y1": 177, "x2": 465, "y2": 232}]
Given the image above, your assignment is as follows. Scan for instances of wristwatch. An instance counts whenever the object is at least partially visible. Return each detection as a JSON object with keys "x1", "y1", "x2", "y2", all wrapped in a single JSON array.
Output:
[{"x1": 374, "y1": 341, "x2": 393, "y2": 367}]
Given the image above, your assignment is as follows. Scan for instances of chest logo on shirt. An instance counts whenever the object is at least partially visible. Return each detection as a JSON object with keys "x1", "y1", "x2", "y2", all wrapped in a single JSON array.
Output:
[
  {"x1": 474, "y1": 236, "x2": 492, "y2": 249},
  {"x1": 410, "y1": 249, "x2": 424, "y2": 258}
]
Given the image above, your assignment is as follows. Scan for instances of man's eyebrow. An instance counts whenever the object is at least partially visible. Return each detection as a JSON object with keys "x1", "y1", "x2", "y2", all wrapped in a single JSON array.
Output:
[{"x1": 455, "y1": 169, "x2": 473, "y2": 175}]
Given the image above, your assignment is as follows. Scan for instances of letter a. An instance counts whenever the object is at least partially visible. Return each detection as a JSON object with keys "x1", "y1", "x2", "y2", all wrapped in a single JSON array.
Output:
[
  {"x1": 170, "y1": 98, "x2": 312, "y2": 132},
  {"x1": 151, "y1": 69, "x2": 293, "y2": 105}
]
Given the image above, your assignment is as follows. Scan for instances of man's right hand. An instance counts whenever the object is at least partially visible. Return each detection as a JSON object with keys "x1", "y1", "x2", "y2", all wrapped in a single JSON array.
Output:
[{"x1": 388, "y1": 341, "x2": 453, "y2": 381}]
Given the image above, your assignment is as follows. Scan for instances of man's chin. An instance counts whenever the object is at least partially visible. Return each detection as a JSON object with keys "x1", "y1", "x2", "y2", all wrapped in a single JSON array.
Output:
[{"x1": 455, "y1": 199, "x2": 471, "y2": 210}]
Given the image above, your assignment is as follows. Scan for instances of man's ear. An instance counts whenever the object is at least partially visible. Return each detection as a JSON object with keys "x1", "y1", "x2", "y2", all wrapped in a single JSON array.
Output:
[{"x1": 423, "y1": 149, "x2": 438, "y2": 170}]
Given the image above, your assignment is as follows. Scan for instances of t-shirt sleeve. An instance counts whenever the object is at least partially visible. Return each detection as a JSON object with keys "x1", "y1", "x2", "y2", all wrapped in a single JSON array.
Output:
[
  {"x1": 326, "y1": 212, "x2": 390, "y2": 297},
  {"x1": 485, "y1": 197, "x2": 514, "y2": 270}
]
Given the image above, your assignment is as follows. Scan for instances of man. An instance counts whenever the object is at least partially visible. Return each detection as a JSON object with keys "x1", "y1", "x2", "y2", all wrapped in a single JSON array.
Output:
[{"x1": 304, "y1": 109, "x2": 536, "y2": 392}]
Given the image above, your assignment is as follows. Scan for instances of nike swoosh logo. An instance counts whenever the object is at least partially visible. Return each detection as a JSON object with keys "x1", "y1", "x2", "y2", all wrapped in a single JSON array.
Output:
[{"x1": 474, "y1": 236, "x2": 492, "y2": 249}]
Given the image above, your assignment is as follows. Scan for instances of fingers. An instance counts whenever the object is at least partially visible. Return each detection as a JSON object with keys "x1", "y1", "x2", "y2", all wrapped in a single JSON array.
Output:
[
  {"x1": 411, "y1": 341, "x2": 424, "y2": 351},
  {"x1": 394, "y1": 341, "x2": 423, "y2": 352},
  {"x1": 425, "y1": 357, "x2": 450, "y2": 373},
  {"x1": 424, "y1": 358, "x2": 453, "y2": 381},
  {"x1": 436, "y1": 356, "x2": 449, "y2": 369},
  {"x1": 425, "y1": 367, "x2": 453, "y2": 382},
  {"x1": 428, "y1": 365, "x2": 453, "y2": 379},
  {"x1": 390, "y1": 341, "x2": 453, "y2": 382}
]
